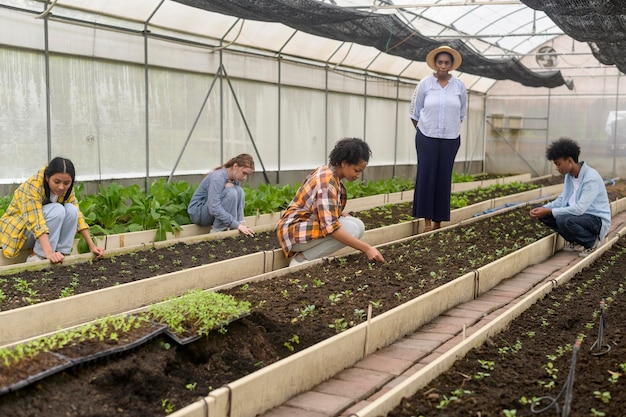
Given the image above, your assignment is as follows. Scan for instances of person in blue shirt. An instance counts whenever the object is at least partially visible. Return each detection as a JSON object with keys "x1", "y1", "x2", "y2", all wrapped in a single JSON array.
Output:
[
  {"x1": 187, "y1": 154, "x2": 256, "y2": 236},
  {"x1": 529, "y1": 137, "x2": 611, "y2": 257},
  {"x1": 409, "y1": 45, "x2": 467, "y2": 231}
]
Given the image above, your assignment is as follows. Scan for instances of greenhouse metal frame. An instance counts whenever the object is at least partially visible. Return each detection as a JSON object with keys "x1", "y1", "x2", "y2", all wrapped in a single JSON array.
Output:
[{"x1": 1, "y1": 0, "x2": 625, "y2": 194}]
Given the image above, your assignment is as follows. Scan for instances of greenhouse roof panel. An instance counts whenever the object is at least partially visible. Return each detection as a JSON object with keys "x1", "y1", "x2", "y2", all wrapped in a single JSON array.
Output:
[
  {"x1": 170, "y1": 0, "x2": 569, "y2": 89},
  {"x1": 13, "y1": 0, "x2": 626, "y2": 91}
]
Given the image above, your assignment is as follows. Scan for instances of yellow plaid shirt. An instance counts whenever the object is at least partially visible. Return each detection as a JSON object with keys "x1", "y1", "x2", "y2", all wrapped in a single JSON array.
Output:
[
  {"x1": 0, "y1": 166, "x2": 88, "y2": 258},
  {"x1": 277, "y1": 165, "x2": 346, "y2": 257}
]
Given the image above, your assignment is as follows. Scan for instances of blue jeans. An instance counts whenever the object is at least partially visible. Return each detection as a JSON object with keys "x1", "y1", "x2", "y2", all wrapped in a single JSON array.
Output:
[
  {"x1": 24, "y1": 203, "x2": 79, "y2": 256},
  {"x1": 191, "y1": 185, "x2": 245, "y2": 232},
  {"x1": 539, "y1": 213, "x2": 601, "y2": 249},
  {"x1": 291, "y1": 216, "x2": 365, "y2": 261}
]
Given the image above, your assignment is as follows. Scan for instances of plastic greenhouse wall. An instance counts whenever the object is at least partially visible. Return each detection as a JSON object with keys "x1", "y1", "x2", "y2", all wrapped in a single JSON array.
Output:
[
  {"x1": 485, "y1": 35, "x2": 626, "y2": 180},
  {"x1": 0, "y1": 3, "x2": 486, "y2": 194}
]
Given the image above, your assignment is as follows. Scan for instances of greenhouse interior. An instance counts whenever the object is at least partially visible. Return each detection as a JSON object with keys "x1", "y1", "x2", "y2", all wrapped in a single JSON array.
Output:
[
  {"x1": 2, "y1": 0, "x2": 626, "y2": 193},
  {"x1": 2, "y1": 1, "x2": 626, "y2": 417}
]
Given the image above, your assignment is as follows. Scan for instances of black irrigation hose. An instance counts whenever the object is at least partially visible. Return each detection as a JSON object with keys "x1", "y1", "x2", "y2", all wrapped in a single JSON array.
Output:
[
  {"x1": 590, "y1": 299, "x2": 611, "y2": 356},
  {"x1": 530, "y1": 339, "x2": 581, "y2": 417}
]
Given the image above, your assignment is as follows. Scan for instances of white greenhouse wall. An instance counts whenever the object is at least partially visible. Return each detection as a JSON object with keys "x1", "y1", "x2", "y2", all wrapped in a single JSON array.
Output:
[
  {"x1": 485, "y1": 35, "x2": 626, "y2": 179},
  {"x1": 0, "y1": 10, "x2": 488, "y2": 190}
]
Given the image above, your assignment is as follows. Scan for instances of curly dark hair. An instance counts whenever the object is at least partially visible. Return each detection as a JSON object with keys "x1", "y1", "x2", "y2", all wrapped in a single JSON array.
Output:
[
  {"x1": 546, "y1": 137, "x2": 581, "y2": 163},
  {"x1": 329, "y1": 138, "x2": 371, "y2": 166}
]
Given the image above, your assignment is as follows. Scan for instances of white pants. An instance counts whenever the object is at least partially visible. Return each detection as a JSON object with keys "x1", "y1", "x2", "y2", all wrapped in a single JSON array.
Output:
[{"x1": 291, "y1": 216, "x2": 365, "y2": 261}]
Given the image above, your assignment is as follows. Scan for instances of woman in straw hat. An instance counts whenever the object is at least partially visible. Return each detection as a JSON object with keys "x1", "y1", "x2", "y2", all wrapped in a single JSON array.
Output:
[{"x1": 408, "y1": 45, "x2": 467, "y2": 231}]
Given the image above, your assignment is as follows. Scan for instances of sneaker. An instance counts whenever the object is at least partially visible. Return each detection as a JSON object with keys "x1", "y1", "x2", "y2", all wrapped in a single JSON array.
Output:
[
  {"x1": 289, "y1": 253, "x2": 309, "y2": 267},
  {"x1": 26, "y1": 253, "x2": 46, "y2": 263},
  {"x1": 579, "y1": 239, "x2": 601, "y2": 258},
  {"x1": 562, "y1": 241, "x2": 583, "y2": 252}
]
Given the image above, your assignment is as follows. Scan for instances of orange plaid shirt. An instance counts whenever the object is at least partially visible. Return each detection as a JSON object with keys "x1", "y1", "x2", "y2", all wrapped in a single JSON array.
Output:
[{"x1": 277, "y1": 166, "x2": 346, "y2": 257}]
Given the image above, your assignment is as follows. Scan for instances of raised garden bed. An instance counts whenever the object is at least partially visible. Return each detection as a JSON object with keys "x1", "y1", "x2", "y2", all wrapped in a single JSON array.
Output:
[
  {"x1": 0, "y1": 179, "x2": 571, "y2": 312},
  {"x1": 0, "y1": 207, "x2": 556, "y2": 416},
  {"x1": 0, "y1": 290, "x2": 250, "y2": 396},
  {"x1": 385, "y1": 237, "x2": 626, "y2": 417},
  {"x1": 0, "y1": 180, "x2": 620, "y2": 415},
  {"x1": 1, "y1": 176, "x2": 610, "y2": 314}
]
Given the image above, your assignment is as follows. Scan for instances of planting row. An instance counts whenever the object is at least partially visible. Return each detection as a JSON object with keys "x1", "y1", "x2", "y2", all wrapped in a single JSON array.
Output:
[
  {"x1": 1, "y1": 180, "x2": 620, "y2": 412},
  {"x1": 0, "y1": 290, "x2": 251, "y2": 395},
  {"x1": 0, "y1": 175, "x2": 543, "y2": 267},
  {"x1": 0, "y1": 179, "x2": 566, "y2": 313},
  {"x1": 0, "y1": 206, "x2": 557, "y2": 415},
  {"x1": 386, "y1": 237, "x2": 626, "y2": 417}
]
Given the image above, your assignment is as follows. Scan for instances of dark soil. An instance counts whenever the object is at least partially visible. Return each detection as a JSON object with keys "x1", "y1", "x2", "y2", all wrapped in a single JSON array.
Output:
[
  {"x1": 387, "y1": 238, "x2": 626, "y2": 417},
  {"x1": 0, "y1": 178, "x2": 625, "y2": 417},
  {"x1": 0, "y1": 175, "x2": 582, "y2": 312}
]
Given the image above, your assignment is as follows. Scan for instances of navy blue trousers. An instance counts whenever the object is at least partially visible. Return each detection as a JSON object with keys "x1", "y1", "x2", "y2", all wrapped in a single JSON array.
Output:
[
  {"x1": 412, "y1": 129, "x2": 460, "y2": 221},
  {"x1": 538, "y1": 213, "x2": 601, "y2": 249}
]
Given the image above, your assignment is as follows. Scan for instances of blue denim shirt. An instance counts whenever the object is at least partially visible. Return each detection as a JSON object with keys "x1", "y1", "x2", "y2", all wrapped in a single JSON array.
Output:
[{"x1": 544, "y1": 161, "x2": 611, "y2": 240}]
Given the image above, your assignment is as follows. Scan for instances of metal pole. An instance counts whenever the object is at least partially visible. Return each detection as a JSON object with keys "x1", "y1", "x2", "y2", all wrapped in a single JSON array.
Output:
[
  {"x1": 544, "y1": 89, "x2": 552, "y2": 176},
  {"x1": 277, "y1": 57, "x2": 282, "y2": 184},
  {"x1": 612, "y1": 73, "x2": 620, "y2": 177},
  {"x1": 217, "y1": 52, "x2": 225, "y2": 165},
  {"x1": 143, "y1": 0, "x2": 165, "y2": 192},
  {"x1": 43, "y1": 1, "x2": 52, "y2": 161},
  {"x1": 324, "y1": 65, "x2": 329, "y2": 169},
  {"x1": 221, "y1": 67, "x2": 270, "y2": 184},
  {"x1": 167, "y1": 70, "x2": 222, "y2": 182},
  {"x1": 393, "y1": 77, "x2": 400, "y2": 178}
]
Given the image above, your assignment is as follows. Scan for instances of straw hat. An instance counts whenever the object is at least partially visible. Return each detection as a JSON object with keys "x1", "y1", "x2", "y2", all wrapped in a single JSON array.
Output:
[{"x1": 426, "y1": 46, "x2": 462, "y2": 71}]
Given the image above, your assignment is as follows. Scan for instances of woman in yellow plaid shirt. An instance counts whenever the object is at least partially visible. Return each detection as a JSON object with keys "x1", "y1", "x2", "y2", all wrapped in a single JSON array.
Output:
[
  {"x1": 0, "y1": 157, "x2": 105, "y2": 263},
  {"x1": 277, "y1": 138, "x2": 385, "y2": 267}
]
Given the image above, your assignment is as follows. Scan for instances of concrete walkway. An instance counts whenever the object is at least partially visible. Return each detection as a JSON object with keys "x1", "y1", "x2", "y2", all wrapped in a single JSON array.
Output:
[{"x1": 260, "y1": 211, "x2": 626, "y2": 417}]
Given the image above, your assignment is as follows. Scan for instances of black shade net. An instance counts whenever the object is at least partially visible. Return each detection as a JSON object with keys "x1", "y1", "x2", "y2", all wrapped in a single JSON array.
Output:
[
  {"x1": 521, "y1": 0, "x2": 626, "y2": 74},
  {"x1": 174, "y1": 0, "x2": 572, "y2": 89}
]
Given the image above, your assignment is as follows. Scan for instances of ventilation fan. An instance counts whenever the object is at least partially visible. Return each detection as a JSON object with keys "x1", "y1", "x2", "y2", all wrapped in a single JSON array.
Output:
[{"x1": 536, "y1": 46, "x2": 558, "y2": 68}]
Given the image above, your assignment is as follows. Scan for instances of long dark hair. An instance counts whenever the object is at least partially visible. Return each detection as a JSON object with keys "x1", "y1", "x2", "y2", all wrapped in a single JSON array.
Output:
[{"x1": 43, "y1": 157, "x2": 76, "y2": 202}]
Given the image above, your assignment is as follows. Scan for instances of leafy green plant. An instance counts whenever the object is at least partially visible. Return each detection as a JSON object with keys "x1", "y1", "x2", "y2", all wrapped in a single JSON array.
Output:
[
  {"x1": 593, "y1": 391, "x2": 611, "y2": 404},
  {"x1": 328, "y1": 293, "x2": 343, "y2": 305},
  {"x1": 298, "y1": 305, "x2": 316, "y2": 321},
  {"x1": 148, "y1": 289, "x2": 251, "y2": 337},
  {"x1": 435, "y1": 394, "x2": 458, "y2": 410},
  {"x1": 478, "y1": 359, "x2": 495, "y2": 371},
  {"x1": 312, "y1": 278, "x2": 325, "y2": 288},
  {"x1": 0, "y1": 314, "x2": 150, "y2": 369},
  {"x1": 161, "y1": 398, "x2": 175, "y2": 414},
  {"x1": 126, "y1": 188, "x2": 184, "y2": 242},
  {"x1": 243, "y1": 182, "x2": 299, "y2": 215},
  {"x1": 283, "y1": 334, "x2": 300, "y2": 352},
  {"x1": 328, "y1": 318, "x2": 348, "y2": 333},
  {"x1": 78, "y1": 182, "x2": 133, "y2": 233}
]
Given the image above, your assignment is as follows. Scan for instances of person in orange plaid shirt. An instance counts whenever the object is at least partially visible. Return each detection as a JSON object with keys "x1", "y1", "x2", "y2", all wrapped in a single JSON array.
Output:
[{"x1": 277, "y1": 138, "x2": 385, "y2": 267}]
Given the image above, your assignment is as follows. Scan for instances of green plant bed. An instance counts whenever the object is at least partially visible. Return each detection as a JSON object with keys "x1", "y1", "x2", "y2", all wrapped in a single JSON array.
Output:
[
  {"x1": 0, "y1": 315, "x2": 167, "y2": 395},
  {"x1": 148, "y1": 289, "x2": 251, "y2": 344},
  {"x1": 0, "y1": 290, "x2": 251, "y2": 395},
  {"x1": 0, "y1": 207, "x2": 556, "y2": 416},
  {"x1": 0, "y1": 179, "x2": 624, "y2": 314},
  {"x1": 386, "y1": 238, "x2": 626, "y2": 417},
  {"x1": 0, "y1": 182, "x2": 545, "y2": 311}
]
